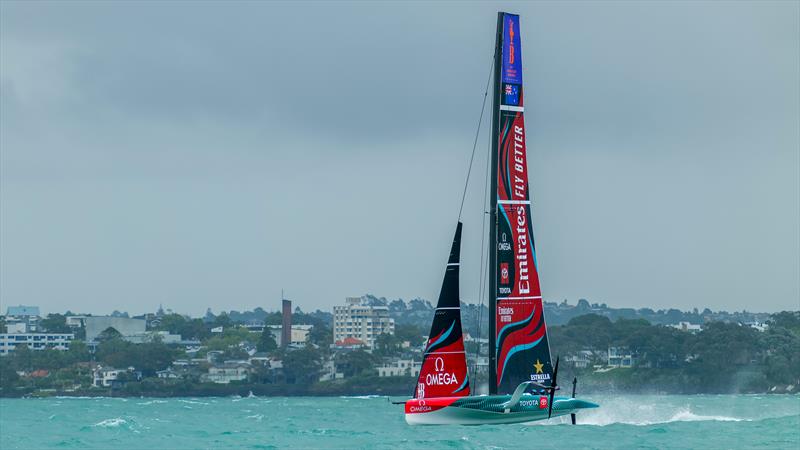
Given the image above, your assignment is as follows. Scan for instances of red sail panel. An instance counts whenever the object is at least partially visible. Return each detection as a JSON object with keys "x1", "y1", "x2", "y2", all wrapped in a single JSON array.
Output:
[
  {"x1": 493, "y1": 12, "x2": 554, "y2": 394},
  {"x1": 414, "y1": 223, "x2": 470, "y2": 399}
]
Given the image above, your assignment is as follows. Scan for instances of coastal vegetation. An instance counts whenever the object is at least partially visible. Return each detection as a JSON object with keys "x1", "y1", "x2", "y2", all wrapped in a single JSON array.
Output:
[{"x1": 1, "y1": 306, "x2": 797, "y2": 398}]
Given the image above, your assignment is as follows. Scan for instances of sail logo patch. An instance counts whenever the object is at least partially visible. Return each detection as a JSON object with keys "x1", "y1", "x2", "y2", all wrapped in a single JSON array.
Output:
[
  {"x1": 539, "y1": 397, "x2": 548, "y2": 409},
  {"x1": 502, "y1": 14, "x2": 522, "y2": 84},
  {"x1": 504, "y1": 83, "x2": 519, "y2": 106},
  {"x1": 500, "y1": 263, "x2": 510, "y2": 284},
  {"x1": 424, "y1": 356, "x2": 459, "y2": 386}
]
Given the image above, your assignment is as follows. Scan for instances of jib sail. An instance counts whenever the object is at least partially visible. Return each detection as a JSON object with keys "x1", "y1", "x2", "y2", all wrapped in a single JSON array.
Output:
[
  {"x1": 488, "y1": 12, "x2": 554, "y2": 395},
  {"x1": 414, "y1": 222, "x2": 470, "y2": 399}
]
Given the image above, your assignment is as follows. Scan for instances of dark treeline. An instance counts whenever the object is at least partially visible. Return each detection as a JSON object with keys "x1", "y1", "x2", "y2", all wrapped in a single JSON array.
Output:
[{"x1": 548, "y1": 312, "x2": 800, "y2": 394}]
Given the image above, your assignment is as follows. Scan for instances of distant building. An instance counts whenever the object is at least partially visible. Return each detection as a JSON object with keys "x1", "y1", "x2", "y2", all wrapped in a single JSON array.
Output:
[
  {"x1": 565, "y1": 350, "x2": 596, "y2": 368},
  {"x1": 608, "y1": 347, "x2": 635, "y2": 368},
  {"x1": 319, "y1": 358, "x2": 344, "y2": 382},
  {"x1": 123, "y1": 331, "x2": 183, "y2": 345},
  {"x1": 0, "y1": 332, "x2": 74, "y2": 355},
  {"x1": 744, "y1": 321, "x2": 768, "y2": 332},
  {"x1": 65, "y1": 316, "x2": 88, "y2": 328},
  {"x1": 282, "y1": 299, "x2": 292, "y2": 349},
  {"x1": 333, "y1": 297, "x2": 395, "y2": 348},
  {"x1": 205, "y1": 362, "x2": 251, "y2": 384},
  {"x1": 267, "y1": 324, "x2": 312, "y2": 347},
  {"x1": 5, "y1": 305, "x2": 41, "y2": 332},
  {"x1": 93, "y1": 366, "x2": 140, "y2": 387},
  {"x1": 6, "y1": 306, "x2": 40, "y2": 317},
  {"x1": 668, "y1": 322, "x2": 702, "y2": 333},
  {"x1": 377, "y1": 359, "x2": 421, "y2": 378},
  {"x1": 333, "y1": 336, "x2": 366, "y2": 349},
  {"x1": 5, "y1": 322, "x2": 28, "y2": 334},
  {"x1": 84, "y1": 316, "x2": 146, "y2": 342}
]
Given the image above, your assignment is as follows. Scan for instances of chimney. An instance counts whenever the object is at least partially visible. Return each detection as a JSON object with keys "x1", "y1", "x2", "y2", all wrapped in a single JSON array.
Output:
[{"x1": 281, "y1": 299, "x2": 292, "y2": 348}]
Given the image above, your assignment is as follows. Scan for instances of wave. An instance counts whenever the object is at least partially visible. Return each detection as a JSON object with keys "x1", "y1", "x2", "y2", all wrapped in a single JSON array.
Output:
[
  {"x1": 572, "y1": 406, "x2": 747, "y2": 426},
  {"x1": 178, "y1": 399, "x2": 209, "y2": 405},
  {"x1": 339, "y1": 395, "x2": 382, "y2": 399},
  {"x1": 137, "y1": 400, "x2": 168, "y2": 405},
  {"x1": 92, "y1": 417, "x2": 127, "y2": 428}
]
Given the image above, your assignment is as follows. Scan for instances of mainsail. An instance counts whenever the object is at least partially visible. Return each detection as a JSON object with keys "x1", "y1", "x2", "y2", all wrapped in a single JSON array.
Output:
[
  {"x1": 489, "y1": 12, "x2": 554, "y2": 395},
  {"x1": 414, "y1": 222, "x2": 470, "y2": 399}
]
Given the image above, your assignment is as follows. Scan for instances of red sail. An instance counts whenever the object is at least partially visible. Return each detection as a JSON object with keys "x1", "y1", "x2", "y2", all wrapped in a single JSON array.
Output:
[
  {"x1": 414, "y1": 223, "x2": 470, "y2": 399},
  {"x1": 491, "y1": 13, "x2": 554, "y2": 395}
]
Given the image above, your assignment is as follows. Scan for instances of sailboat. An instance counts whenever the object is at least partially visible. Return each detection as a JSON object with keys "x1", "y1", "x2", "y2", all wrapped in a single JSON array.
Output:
[{"x1": 403, "y1": 12, "x2": 599, "y2": 426}]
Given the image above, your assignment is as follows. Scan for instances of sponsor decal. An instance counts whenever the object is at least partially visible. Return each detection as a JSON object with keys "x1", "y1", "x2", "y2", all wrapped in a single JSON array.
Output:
[
  {"x1": 530, "y1": 358, "x2": 552, "y2": 382},
  {"x1": 424, "y1": 356, "x2": 459, "y2": 386},
  {"x1": 539, "y1": 396, "x2": 548, "y2": 409},
  {"x1": 498, "y1": 233, "x2": 511, "y2": 251},
  {"x1": 514, "y1": 204, "x2": 530, "y2": 295},
  {"x1": 502, "y1": 14, "x2": 522, "y2": 84},
  {"x1": 500, "y1": 263, "x2": 510, "y2": 284},
  {"x1": 504, "y1": 83, "x2": 519, "y2": 106},
  {"x1": 409, "y1": 399, "x2": 432, "y2": 413},
  {"x1": 498, "y1": 306, "x2": 514, "y2": 324}
]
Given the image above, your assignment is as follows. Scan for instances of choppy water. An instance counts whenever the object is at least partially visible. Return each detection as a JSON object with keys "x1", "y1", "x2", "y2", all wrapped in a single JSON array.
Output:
[{"x1": 1, "y1": 394, "x2": 798, "y2": 449}]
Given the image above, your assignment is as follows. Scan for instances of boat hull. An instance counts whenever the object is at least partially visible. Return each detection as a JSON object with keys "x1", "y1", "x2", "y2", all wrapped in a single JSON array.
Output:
[{"x1": 404, "y1": 395, "x2": 598, "y2": 425}]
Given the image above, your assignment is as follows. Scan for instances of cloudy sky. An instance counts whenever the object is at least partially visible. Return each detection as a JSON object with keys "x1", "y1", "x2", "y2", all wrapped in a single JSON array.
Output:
[{"x1": 1, "y1": 1, "x2": 798, "y2": 316}]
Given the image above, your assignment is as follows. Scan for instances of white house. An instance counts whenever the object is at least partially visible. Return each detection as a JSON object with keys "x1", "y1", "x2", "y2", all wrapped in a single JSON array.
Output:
[
  {"x1": 608, "y1": 347, "x2": 636, "y2": 368},
  {"x1": 205, "y1": 362, "x2": 251, "y2": 384},
  {"x1": 93, "y1": 366, "x2": 139, "y2": 387},
  {"x1": 668, "y1": 322, "x2": 702, "y2": 332},
  {"x1": 377, "y1": 359, "x2": 421, "y2": 377}
]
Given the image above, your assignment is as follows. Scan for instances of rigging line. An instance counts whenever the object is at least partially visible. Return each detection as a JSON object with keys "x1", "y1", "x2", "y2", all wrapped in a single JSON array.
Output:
[
  {"x1": 472, "y1": 104, "x2": 493, "y2": 385},
  {"x1": 457, "y1": 56, "x2": 495, "y2": 221}
]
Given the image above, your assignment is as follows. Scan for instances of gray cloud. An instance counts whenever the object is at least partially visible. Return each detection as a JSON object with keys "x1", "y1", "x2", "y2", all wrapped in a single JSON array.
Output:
[{"x1": 1, "y1": 1, "x2": 798, "y2": 315}]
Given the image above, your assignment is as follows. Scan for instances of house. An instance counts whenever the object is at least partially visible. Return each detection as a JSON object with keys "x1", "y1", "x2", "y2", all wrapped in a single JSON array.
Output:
[
  {"x1": 608, "y1": 347, "x2": 636, "y2": 368},
  {"x1": 93, "y1": 366, "x2": 140, "y2": 387},
  {"x1": 319, "y1": 358, "x2": 344, "y2": 382},
  {"x1": 565, "y1": 350, "x2": 597, "y2": 368},
  {"x1": 156, "y1": 368, "x2": 181, "y2": 379},
  {"x1": 333, "y1": 336, "x2": 366, "y2": 350},
  {"x1": 266, "y1": 324, "x2": 312, "y2": 347},
  {"x1": 204, "y1": 362, "x2": 251, "y2": 384},
  {"x1": 377, "y1": 359, "x2": 421, "y2": 378},
  {"x1": 668, "y1": 322, "x2": 702, "y2": 333},
  {"x1": 248, "y1": 352, "x2": 271, "y2": 366}
]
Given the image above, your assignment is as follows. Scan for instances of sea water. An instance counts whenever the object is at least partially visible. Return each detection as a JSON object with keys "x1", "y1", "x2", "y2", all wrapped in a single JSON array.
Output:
[{"x1": 1, "y1": 394, "x2": 798, "y2": 449}]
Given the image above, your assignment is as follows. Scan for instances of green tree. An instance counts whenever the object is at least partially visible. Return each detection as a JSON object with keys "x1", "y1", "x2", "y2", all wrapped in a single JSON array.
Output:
[
  {"x1": 40, "y1": 314, "x2": 71, "y2": 333},
  {"x1": 66, "y1": 340, "x2": 91, "y2": 364},
  {"x1": 374, "y1": 333, "x2": 401, "y2": 357},
  {"x1": 282, "y1": 347, "x2": 322, "y2": 384},
  {"x1": 258, "y1": 329, "x2": 278, "y2": 353},
  {"x1": 338, "y1": 350, "x2": 378, "y2": 377},
  {"x1": 0, "y1": 357, "x2": 20, "y2": 389}
]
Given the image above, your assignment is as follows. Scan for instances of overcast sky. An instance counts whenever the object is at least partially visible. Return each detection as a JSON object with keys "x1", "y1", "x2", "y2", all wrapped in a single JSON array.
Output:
[{"x1": 1, "y1": 1, "x2": 798, "y2": 316}]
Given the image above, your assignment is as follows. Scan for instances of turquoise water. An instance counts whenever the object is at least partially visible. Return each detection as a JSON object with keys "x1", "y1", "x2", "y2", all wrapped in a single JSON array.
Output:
[{"x1": 1, "y1": 395, "x2": 798, "y2": 449}]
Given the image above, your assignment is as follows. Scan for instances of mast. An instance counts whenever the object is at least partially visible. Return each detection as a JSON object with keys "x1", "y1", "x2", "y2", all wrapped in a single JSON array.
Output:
[
  {"x1": 490, "y1": 12, "x2": 554, "y2": 395},
  {"x1": 488, "y1": 11, "x2": 503, "y2": 395}
]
